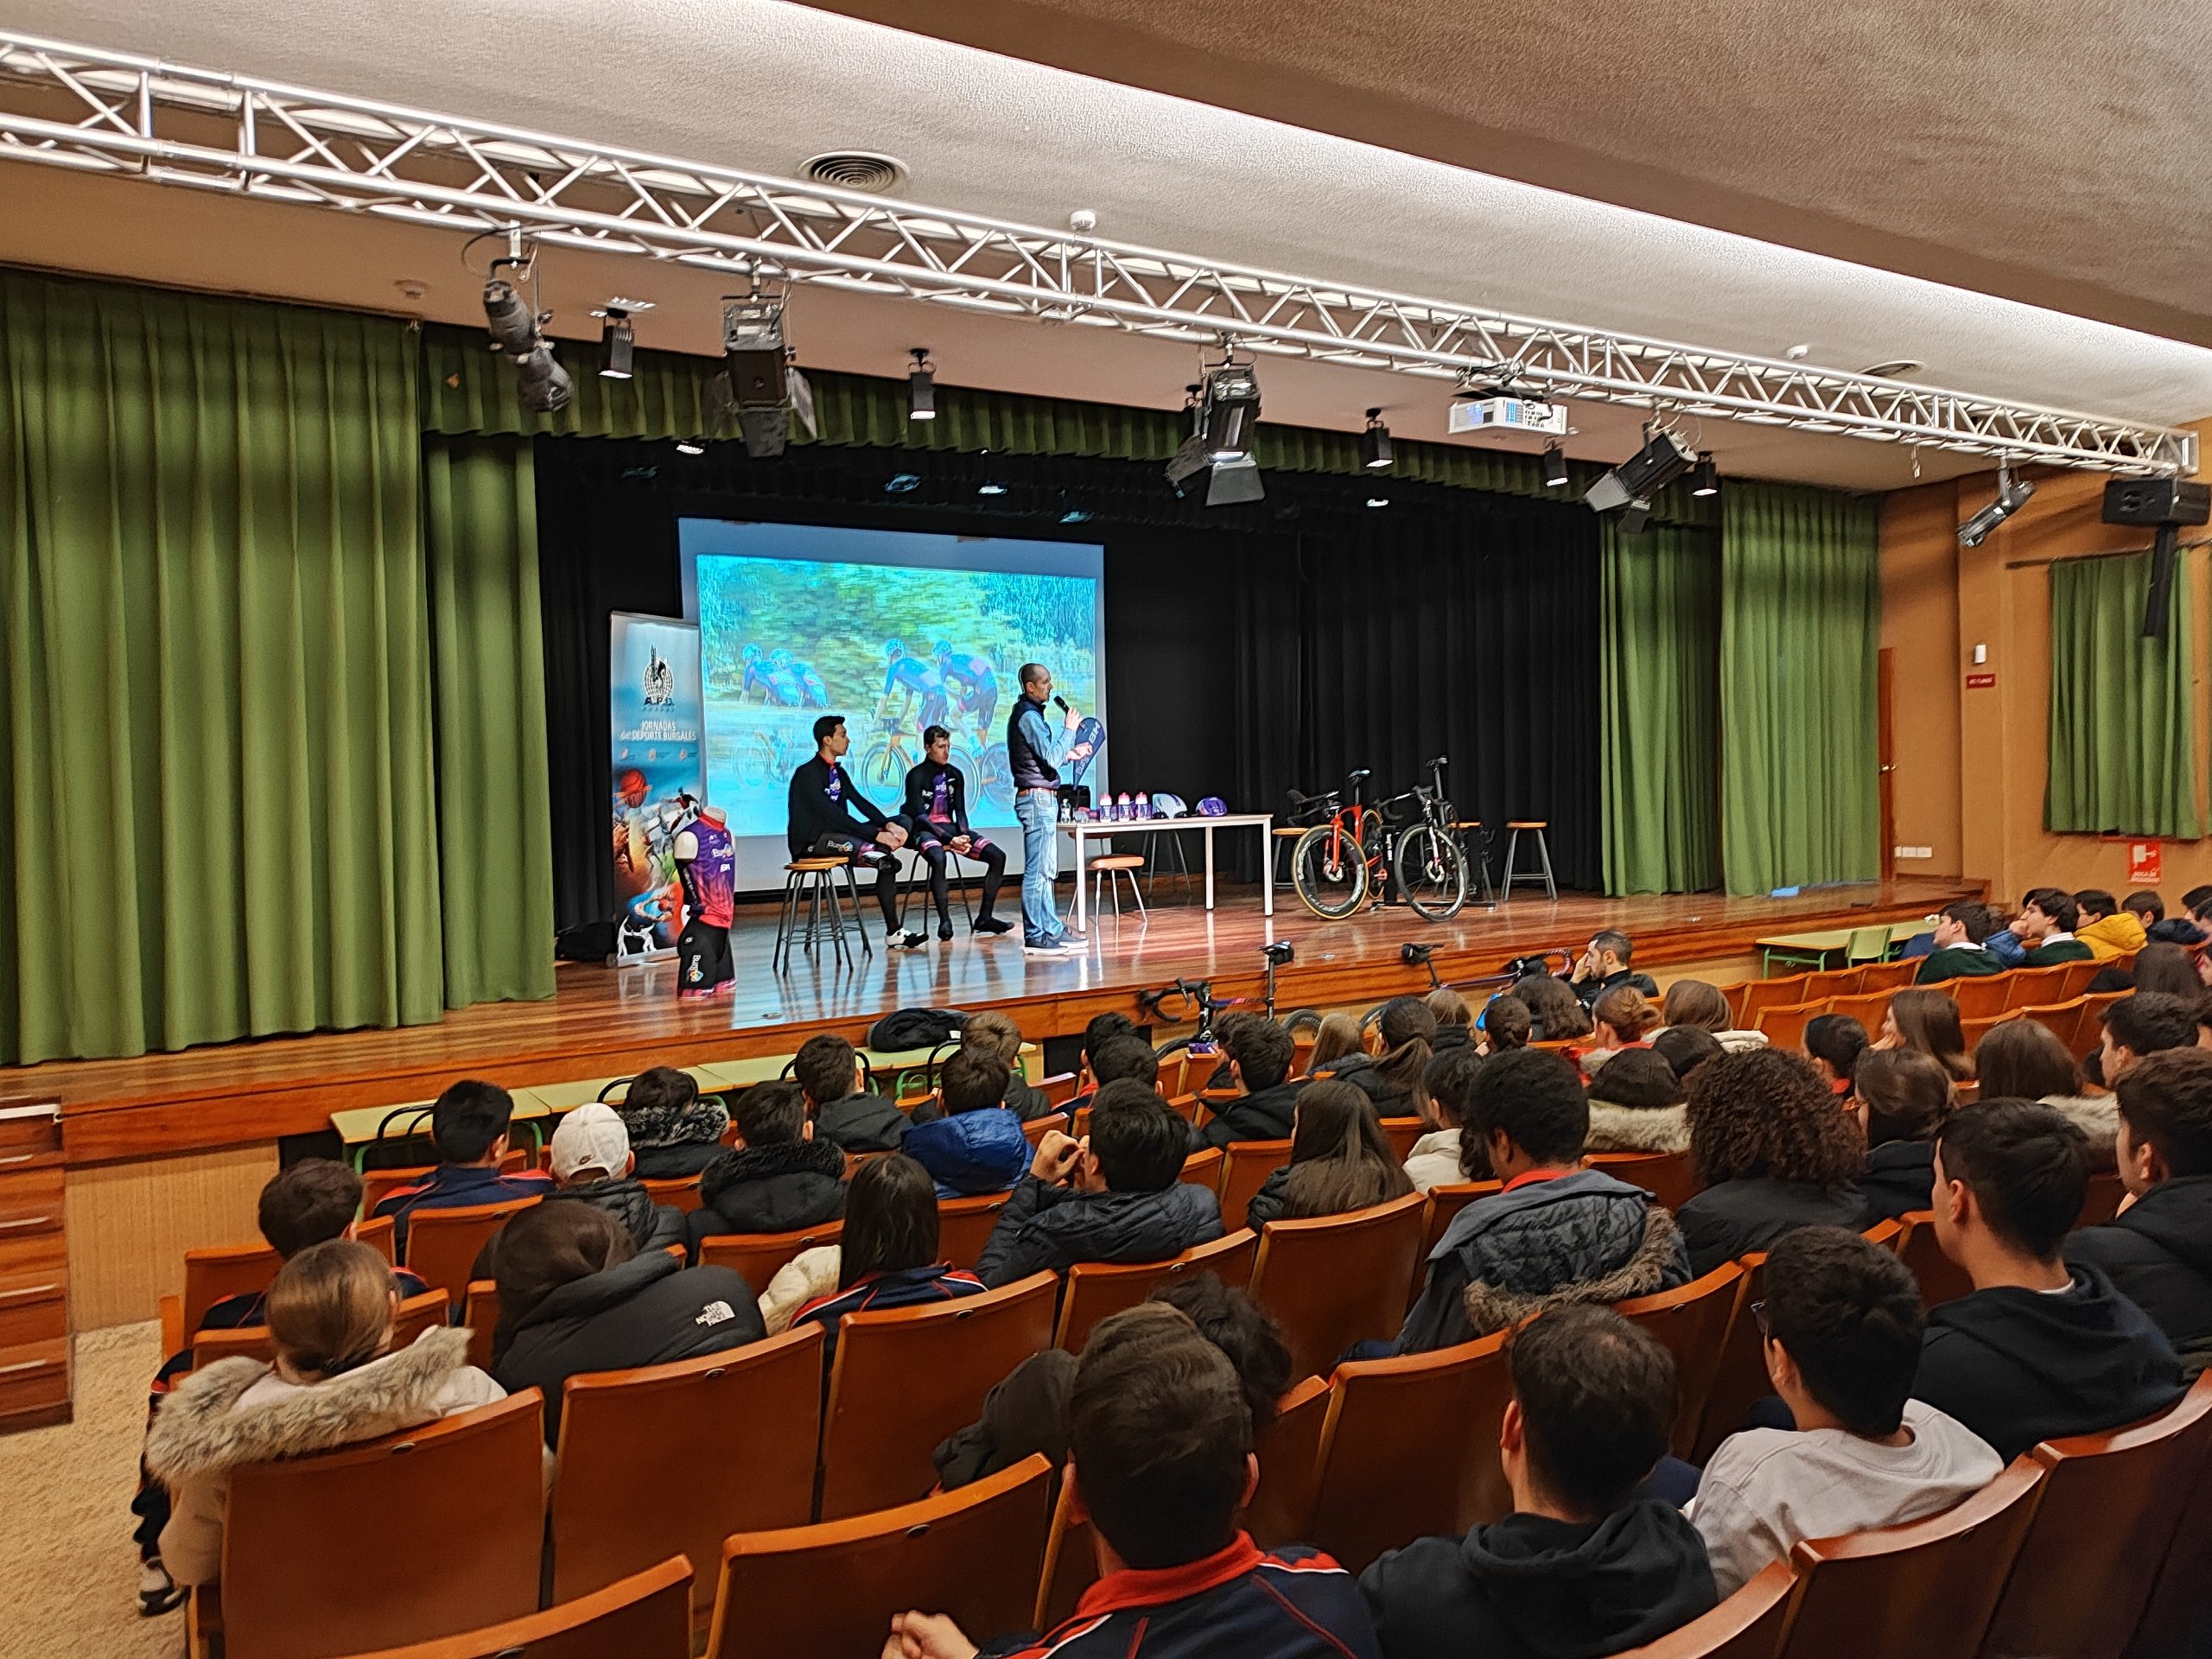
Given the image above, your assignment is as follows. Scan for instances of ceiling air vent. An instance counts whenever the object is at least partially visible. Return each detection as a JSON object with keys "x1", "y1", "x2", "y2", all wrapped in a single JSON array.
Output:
[
  {"x1": 800, "y1": 151, "x2": 909, "y2": 194},
  {"x1": 1859, "y1": 359, "x2": 1925, "y2": 379}
]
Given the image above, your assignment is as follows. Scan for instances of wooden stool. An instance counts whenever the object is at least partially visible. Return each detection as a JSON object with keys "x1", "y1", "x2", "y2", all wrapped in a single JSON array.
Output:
[
  {"x1": 1500, "y1": 821, "x2": 1557, "y2": 901},
  {"x1": 1452, "y1": 820, "x2": 1497, "y2": 905},
  {"x1": 1272, "y1": 824, "x2": 1307, "y2": 887},
  {"x1": 774, "y1": 858, "x2": 871, "y2": 971},
  {"x1": 1090, "y1": 854, "x2": 1147, "y2": 922}
]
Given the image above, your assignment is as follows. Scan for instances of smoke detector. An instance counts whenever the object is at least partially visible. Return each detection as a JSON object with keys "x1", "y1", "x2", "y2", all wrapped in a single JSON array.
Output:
[{"x1": 800, "y1": 151, "x2": 909, "y2": 194}]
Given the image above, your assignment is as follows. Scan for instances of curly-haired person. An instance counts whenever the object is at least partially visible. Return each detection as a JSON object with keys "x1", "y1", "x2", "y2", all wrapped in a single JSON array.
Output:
[{"x1": 1675, "y1": 1050, "x2": 1867, "y2": 1275}]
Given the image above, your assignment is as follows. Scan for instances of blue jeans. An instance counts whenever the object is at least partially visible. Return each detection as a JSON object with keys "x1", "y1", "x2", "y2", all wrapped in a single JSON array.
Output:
[{"x1": 1014, "y1": 789, "x2": 1063, "y2": 944}]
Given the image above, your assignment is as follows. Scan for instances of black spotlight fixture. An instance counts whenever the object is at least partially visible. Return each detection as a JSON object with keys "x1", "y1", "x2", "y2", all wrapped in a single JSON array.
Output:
[
  {"x1": 1586, "y1": 423, "x2": 1695, "y2": 513},
  {"x1": 593, "y1": 298, "x2": 648, "y2": 380},
  {"x1": 1542, "y1": 442, "x2": 1569, "y2": 488},
  {"x1": 1957, "y1": 463, "x2": 2034, "y2": 549},
  {"x1": 703, "y1": 284, "x2": 817, "y2": 459},
  {"x1": 1689, "y1": 452, "x2": 1719, "y2": 497},
  {"x1": 480, "y1": 251, "x2": 572, "y2": 414},
  {"x1": 1360, "y1": 408, "x2": 1394, "y2": 471},
  {"x1": 1200, "y1": 356, "x2": 1261, "y2": 461},
  {"x1": 907, "y1": 347, "x2": 936, "y2": 421}
]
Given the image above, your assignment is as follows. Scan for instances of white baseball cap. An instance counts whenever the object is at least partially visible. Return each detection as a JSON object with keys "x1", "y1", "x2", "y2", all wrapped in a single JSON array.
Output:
[{"x1": 550, "y1": 1103, "x2": 632, "y2": 1181}]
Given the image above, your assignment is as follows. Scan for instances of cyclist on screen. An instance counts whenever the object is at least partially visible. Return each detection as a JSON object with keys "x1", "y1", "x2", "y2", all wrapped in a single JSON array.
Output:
[
  {"x1": 881, "y1": 639, "x2": 950, "y2": 730},
  {"x1": 932, "y1": 640, "x2": 1000, "y2": 731}
]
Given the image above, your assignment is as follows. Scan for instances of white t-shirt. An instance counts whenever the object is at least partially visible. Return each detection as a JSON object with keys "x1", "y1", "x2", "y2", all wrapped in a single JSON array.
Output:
[{"x1": 1688, "y1": 1400, "x2": 2003, "y2": 1596}]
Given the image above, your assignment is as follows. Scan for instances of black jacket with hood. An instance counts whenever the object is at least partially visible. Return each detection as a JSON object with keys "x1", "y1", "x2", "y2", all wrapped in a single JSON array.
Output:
[
  {"x1": 1321, "y1": 1053, "x2": 1416, "y2": 1120},
  {"x1": 1855, "y1": 1141, "x2": 1937, "y2": 1226},
  {"x1": 1675, "y1": 1177, "x2": 1869, "y2": 1278},
  {"x1": 974, "y1": 1174, "x2": 1224, "y2": 1287},
  {"x1": 2064, "y1": 1175, "x2": 2212, "y2": 1377},
  {"x1": 1912, "y1": 1262, "x2": 2185, "y2": 1461},
  {"x1": 474, "y1": 1179, "x2": 685, "y2": 1280},
  {"x1": 1358, "y1": 1504, "x2": 1718, "y2": 1659},
  {"x1": 688, "y1": 1139, "x2": 847, "y2": 1248},
  {"x1": 814, "y1": 1091, "x2": 914, "y2": 1154},
  {"x1": 620, "y1": 1093, "x2": 732, "y2": 1179},
  {"x1": 493, "y1": 1250, "x2": 764, "y2": 1441},
  {"x1": 1194, "y1": 1080, "x2": 1306, "y2": 1150}
]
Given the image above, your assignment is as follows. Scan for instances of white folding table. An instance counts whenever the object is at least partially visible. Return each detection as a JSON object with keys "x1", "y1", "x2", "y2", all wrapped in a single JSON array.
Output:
[{"x1": 1062, "y1": 812, "x2": 1274, "y2": 928}]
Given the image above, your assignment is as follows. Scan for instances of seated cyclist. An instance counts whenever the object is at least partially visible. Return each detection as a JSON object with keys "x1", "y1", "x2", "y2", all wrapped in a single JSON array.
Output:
[
  {"x1": 787, "y1": 714, "x2": 935, "y2": 950},
  {"x1": 902, "y1": 725, "x2": 1014, "y2": 940}
]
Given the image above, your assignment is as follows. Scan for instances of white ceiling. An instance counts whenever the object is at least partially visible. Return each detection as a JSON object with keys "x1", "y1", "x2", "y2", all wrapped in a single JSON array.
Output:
[{"x1": 2, "y1": 0, "x2": 2207, "y2": 491}]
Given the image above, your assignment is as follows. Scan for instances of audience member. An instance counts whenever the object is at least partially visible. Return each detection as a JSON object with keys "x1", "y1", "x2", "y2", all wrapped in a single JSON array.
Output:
[
  {"x1": 2098, "y1": 941, "x2": 2205, "y2": 998},
  {"x1": 686, "y1": 1081, "x2": 847, "y2": 1249},
  {"x1": 1914, "y1": 1101, "x2": 2183, "y2": 1460},
  {"x1": 1245, "y1": 1082, "x2": 1416, "y2": 1228},
  {"x1": 615, "y1": 1066, "x2": 732, "y2": 1179},
  {"x1": 1406, "y1": 1047, "x2": 1487, "y2": 1191},
  {"x1": 1688, "y1": 1229, "x2": 1999, "y2": 1596},
  {"x1": 2101, "y1": 992, "x2": 2201, "y2": 1085},
  {"x1": 1878, "y1": 988, "x2": 1974, "y2": 1082},
  {"x1": 492, "y1": 1200, "x2": 760, "y2": 1441},
  {"x1": 1802, "y1": 1014, "x2": 1871, "y2": 1096},
  {"x1": 934, "y1": 1274, "x2": 1290, "y2": 1491},
  {"x1": 1327, "y1": 998, "x2": 1435, "y2": 1117},
  {"x1": 2126, "y1": 888, "x2": 2209, "y2": 947},
  {"x1": 2006, "y1": 888, "x2": 2094, "y2": 966},
  {"x1": 1306, "y1": 1013, "x2": 1364, "y2": 1075},
  {"x1": 1514, "y1": 973, "x2": 1595, "y2": 1043},
  {"x1": 2075, "y1": 889, "x2": 2149, "y2": 962},
  {"x1": 1069, "y1": 1012, "x2": 1141, "y2": 1110},
  {"x1": 975, "y1": 1080, "x2": 1223, "y2": 1287},
  {"x1": 1584, "y1": 1050, "x2": 1690, "y2": 1154},
  {"x1": 1427, "y1": 988, "x2": 1476, "y2": 1051},
  {"x1": 1572, "y1": 929, "x2": 1662, "y2": 1009},
  {"x1": 1652, "y1": 1025, "x2": 1726, "y2": 1084},
  {"x1": 1676, "y1": 1051, "x2": 1867, "y2": 1276},
  {"x1": 1397, "y1": 1051, "x2": 1689, "y2": 1351},
  {"x1": 904, "y1": 1048, "x2": 1030, "y2": 1198},
  {"x1": 2186, "y1": 886, "x2": 2212, "y2": 926},
  {"x1": 2066, "y1": 1050, "x2": 2212, "y2": 1376},
  {"x1": 1360, "y1": 1306, "x2": 1715, "y2": 1659},
  {"x1": 370, "y1": 1079, "x2": 551, "y2": 1253},
  {"x1": 1193, "y1": 1014, "x2": 1306, "y2": 1147},
  {"x1": 1915, "y1": 902, "x2": 2005, "y2": 983},
  {"x1": 887, "y1": 1304, "x2": 1379, "y2": 1659},
  {"x1": 1082, "y1": 1033, "x2": 1163, "y2": 1105},
  {"x1": 795, "y1": 1033, "x2": 912, "y2": 1152},
  {"x1": 1658, "y1": 979, "x2": 1766, "y2": 1053},
  {"x1": 1851, "y1": 1048, "x2": 1955, "y2": 1223},
  {"x1": 1479, "y1": 993, "x2": 1533, "y2": 1055},
  {"x1": 963, "y1": 1010, "x2": 1055, "y2": 1120},
  {"x1": 1582, "y1": 986, "x2": 1662, "y2": 1075},
  {"x1": 533, "y1": 1103, "x2": 683, "y2": 1252},
  {"x1": 1972, "y1": 1019, "x2": 2115, "y2": 1164},
  {"x1": 773, "y1": 1154, "x2": 987, "y2": 1362},
  {"x1": 145, "y1": 1241, "x2": 506, "y2": 1586}
]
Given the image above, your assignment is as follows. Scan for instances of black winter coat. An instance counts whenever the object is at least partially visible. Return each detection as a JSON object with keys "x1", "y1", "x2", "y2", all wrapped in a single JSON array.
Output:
[
  {"x1": 473, "y1": 1179, "x2": 686, "y2": 1280},
  {"x1": 1675, "y1": 1178, "x2": 1869, "y2": 1277},
  {"x1": 1323, "y1": 1054, "x2": 1416, "y2": 1119},
  {"x1": 2065, "y1": 1175, "x2": 2212, "y2": 1376},
  {"x1": 975, "y1": 1175, "x2": 1224, "y2": 1287},
  {"x1": 1003, "y1": 1075, "x2": 1057, "y2": 1122},
  {"x1": 1856, "y1": 1141, "x2": 1936, "y2": 1226},
  {"x1": 493, "y1": 1252, "x2": 764, "y2": 1441},
  {"x1": 1194, "y1": 1081, "x2": 1306, "y2": 1150},
  {"x1": 814, "y1": 1091, "x2": 912, "y2": 1153},
  {"x1": 1245, "y1": 1165, "x2": 1293, "y2": 1230},
  {"x1": 689, "y1": 1139, "x2": 847, "y2": 1249}
]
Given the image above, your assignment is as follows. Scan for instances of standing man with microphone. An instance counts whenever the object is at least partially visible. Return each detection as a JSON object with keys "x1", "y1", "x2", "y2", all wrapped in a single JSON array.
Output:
[{"x1": 1007, "y1": 662, "x2": 1092, "y2": 956}]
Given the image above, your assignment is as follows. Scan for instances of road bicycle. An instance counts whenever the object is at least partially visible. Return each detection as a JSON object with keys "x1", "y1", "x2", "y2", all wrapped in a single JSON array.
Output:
[
  {"x1": 1287, "y1": 769, "x2": 1387, "y2": 919},
  {"x1": 856, "y1": 705, "x2": 918, "y2": 792},
  {"x1": 1287, "y1": 758, "x2": 1472, "y2": 921},
  {"x1": 1388, "y1": 755, "x2": 1473, "y2": 920}
]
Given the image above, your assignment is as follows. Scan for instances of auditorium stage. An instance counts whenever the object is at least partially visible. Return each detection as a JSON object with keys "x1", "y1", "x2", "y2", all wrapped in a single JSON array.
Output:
[{"x1": 9, "y1": 876, "x2": 1982, "y2": 1165}]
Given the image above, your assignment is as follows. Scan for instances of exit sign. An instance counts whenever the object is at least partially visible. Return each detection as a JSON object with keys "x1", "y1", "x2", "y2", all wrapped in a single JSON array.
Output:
[{"x1": 1966, "y1": 671, "x2": 1998, "y2": 689}]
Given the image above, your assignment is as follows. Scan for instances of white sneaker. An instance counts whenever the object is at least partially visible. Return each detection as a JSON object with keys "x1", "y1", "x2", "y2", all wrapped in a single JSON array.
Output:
[{"x1": 887, "y1": 929, "x2": 926, "y2": 950}]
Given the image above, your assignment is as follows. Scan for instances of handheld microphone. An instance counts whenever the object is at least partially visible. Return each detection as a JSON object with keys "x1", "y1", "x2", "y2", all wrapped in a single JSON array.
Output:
[{"x1": 1052, "y1": 695, "x2": 1070, "y2": 713}]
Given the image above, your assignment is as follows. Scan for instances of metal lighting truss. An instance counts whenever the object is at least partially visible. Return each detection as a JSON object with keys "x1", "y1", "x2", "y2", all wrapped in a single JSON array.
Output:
[{"x1": 0, "y1": 30, "x2": 2193, "y2": 475}]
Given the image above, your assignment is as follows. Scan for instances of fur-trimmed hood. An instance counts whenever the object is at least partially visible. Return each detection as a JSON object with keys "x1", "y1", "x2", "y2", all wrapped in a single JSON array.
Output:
[
  {"x1": 2046, "y1": 1093, "x2": 2120, "y2": 1165},
  {"x1": 1584, "y1": 1101, "x2": 1691, "y2": 1155},
  {"x1": 1462, "y1": 1204, "x2": 1687, "y2": 1337},
  {"x1": 144, "y1": 1327, "x2": 476, "y2": 1484}
]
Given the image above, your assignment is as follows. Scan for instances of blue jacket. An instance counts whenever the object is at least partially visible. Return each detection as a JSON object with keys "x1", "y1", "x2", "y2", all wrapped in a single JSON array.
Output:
[
  {"x1": 905, "y1": 1107, "x2": 1031, "y2": 1198},
  {"x1": 1984, "y1": 929, "x2": 2029, "y2": 968}
]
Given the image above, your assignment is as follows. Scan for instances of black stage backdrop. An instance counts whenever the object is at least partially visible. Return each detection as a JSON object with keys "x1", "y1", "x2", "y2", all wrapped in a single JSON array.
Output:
[{"x1": 534, "y1": 436, "x2": 1600, "y2": 928}]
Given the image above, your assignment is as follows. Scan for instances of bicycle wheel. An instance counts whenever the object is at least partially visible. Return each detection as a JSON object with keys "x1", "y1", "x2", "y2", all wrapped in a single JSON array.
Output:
[
  {"x1": 1292, "y1": 823, "x2": 1370, "y2": 919},
  {"x1": 859, "y1": 741, "x2": 900, "y2": 791},
  {"x1": 1394, "y1": 821, "x2": 1470, "y2": 920}
]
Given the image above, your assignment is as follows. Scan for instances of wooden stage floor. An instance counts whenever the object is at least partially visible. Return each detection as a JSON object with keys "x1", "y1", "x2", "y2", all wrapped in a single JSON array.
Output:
[{"x1": 11, "y1": 876, "x2": 1979, "y2": 1163}]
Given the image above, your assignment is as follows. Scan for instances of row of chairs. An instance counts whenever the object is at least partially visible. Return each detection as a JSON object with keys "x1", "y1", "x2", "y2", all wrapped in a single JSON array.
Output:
[{"x1": 1753, "y1": 985, "x2": 2125, "y2": 1059}]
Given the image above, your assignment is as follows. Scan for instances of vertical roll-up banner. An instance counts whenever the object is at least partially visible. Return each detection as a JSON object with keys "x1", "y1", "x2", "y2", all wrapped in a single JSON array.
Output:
[{"x1": 609, "y1": 613, "x2": 705, "y2": 964}]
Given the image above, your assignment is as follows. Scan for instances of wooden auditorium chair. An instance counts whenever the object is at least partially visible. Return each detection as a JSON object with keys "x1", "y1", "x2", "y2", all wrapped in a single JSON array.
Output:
[
  {"x1": 1421, "y1": 1181, "x2": 1503, "y2": 1259},
  {"x1": 1751, "y1": 1001, "x2": 1827, "y2": 1054},
  {"x1": 162, "y1": 1215, "x2": 399, "y2": 1358},
  {"x1": 1378, "y1": 1116, "x2": 1424, "y2": 1161},
  {"x1": 1737, "y1": 975, "x2": 1815, "y2": 1025},
  {"x1": 934, "y1": 1195, "x2": 1009, "y2": 1271},
  {"x1": 1052, "y1": 1230, "x2": 1259, "y2": 1352},
  {"x1": 1584, "y1": 1149, "x2": 1701, "y2": 1213},
  {"x1": 638, "y1": 1174, "x2": 705, "y2": 1214},
  {"x1": 190, "y1": 1391, "x2": 547, "y2": 1659},
  {"x1": 1306, "y1": 1331, "x2": 1515, "y2": 1573},
  {"x1": 1249, "y1": 1192, "x2": 1428, "y2": 1381},
  {"x1": 1247, "y1": 1375, "x2": 1334, "y2": 1548},
  {"x1": 696, "y1": 1221, "x2": 843, "y2": 1289},
  {"x1": 193, "y1": 1287, "x2": 448, "y2": 1370},
  {"x1": 1612, "y1": 1560, "x2": 1796, "y2": 1659},
  {"x1": 1942, "y1": 974, "x2": 2013, "y2": 1020},
  {"x1": 550, "y1": 1325, "x2": 827, "y2": 1612},
  {"x1": 1179, "y1": 1145, "x2": 1225, "y2": 1192},
  {"x1": 1033, "y1": 1461, "x2": 1103, "y2": 1630},
  {"x1": 817, "y1": 1271, "x2": 1058, "y2": 1519},
  {"x1": 1857, "y1": 959, "x2": 1916, "y2": 993},
  {"x1": 2077, "y1": 990, "x2": 2127, "y2": 1055},
  {"x1": 1039, "y1": 1071, "x2": 1079, "y2": 1106},
  {"x1": 340, "y1": 1557, "x2": 692, "y2": 1659},
  {"x1": 460, "y1": 1281, "x2": 499, "y2": 1372},
  {"x1": 1217, "y1": 1138, "x2": 1293, "y2": 1231},
  {"x1": 1689, "y1": 1253, "x2": 1770, "y2": 1465},
  {"x1": 705, "y1": 1455, "x2": 1054, "y2": 1659},
  {"x1": 2000, "y1": 965, "x2": 2071, "y2": 1008},
  {"x1": 2018, "y1": 998, "x2": 2087, "y2": 1054},
  {"x1": 1614, "y1": 1262, "x2": 1749, "y2": 1458},
  {"x1": 1891, "y1": 1211, "x2": 1974, "y2": 1309},
  {"x1": 1020, "y1": 1112, "x2": 1068, "y2": 1147},
  {"x1": 404, "y1": 1198, "x2": 540, "y2": 1312}
]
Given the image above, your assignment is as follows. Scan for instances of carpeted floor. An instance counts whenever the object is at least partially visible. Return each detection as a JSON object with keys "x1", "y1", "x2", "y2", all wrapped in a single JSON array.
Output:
[{"x1": 0, "y1": 1322, "x2": 180, "y2": 1659}]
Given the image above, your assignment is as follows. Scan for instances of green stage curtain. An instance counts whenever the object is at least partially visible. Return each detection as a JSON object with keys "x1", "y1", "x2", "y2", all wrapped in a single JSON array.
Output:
[
  {"x1": 423, "y1": 436, "x2": 557, "y2": 1005},
  {"x1": 1600, "y1": 523, "x2": 1722, "y2": 893},
  {"x1": 2045, "y1": 550, "x2": 2201, "y2": 838},
  {"x1": 0, "y1": 273, "x2": 443, "y2": 1062},
  {"x1": 1719, "y1": 482, "x2": 1881, "y2": 894}
]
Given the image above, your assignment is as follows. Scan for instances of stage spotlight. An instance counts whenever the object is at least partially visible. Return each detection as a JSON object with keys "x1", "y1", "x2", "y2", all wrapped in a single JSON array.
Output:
[
  {"x1": 1207, "y1": 454, "x2": 1265, "y2": 506},
  {"x1": 1361, "y1": 408, "x2": 1394, "y2": 471},
  {"x1": 1542, "y1": 442, "x2": 1568, "y2": 488},
  {"x1": 1689, "y1": 453, "x2": 1719, "y2": 497},
  {"x1": 1201, "y1": 359, "x2": 1261, "y2": 461},
  {"x1": 674, "y1": 437, "x2": 705, "y2": 455},
  {"x1": 480, "y1": 277, "x2": 537, "y2": 356},
  {"x1": 1958, "y1": 464, "x2": 2034, "y2": 548},
  {"x1": 707, "y1": 289, "x2": 817, "y2": 459},
  {"x1": 1618, "y1": 498, "x2": 1655, "y2": 534},
  {"x1": 481, "y1": 257, "x2": 573, "y2": 412},
  {"x1": 1586, "y1": 425, "x2": 1695, "y2": 512},
  {"x1": 593, "y1": 300, "x2": 648, "y2": 380},
  {"x1": 511, "y1": 343, "x2": 573, "y2": 414},
  {"x1": 908, "y1": 348, "x2": 936, "y2": 421}
]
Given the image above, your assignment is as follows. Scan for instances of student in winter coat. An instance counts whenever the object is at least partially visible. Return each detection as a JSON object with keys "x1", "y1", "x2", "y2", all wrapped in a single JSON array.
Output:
[
  {"x1": 492, "y1": 1201, "x2": 762, "y2": 1443},
  {"x1": 144, "y1": 1241, "x2": 508, "y2": 1587},
  {"x1": 2065, "y1": 1051, "x2": 2212, "y2": 1376},
  {"x1": 962, "y1": 1010, "x2": 1057, "y2": 1122},
  {"x1": 975, "y1": 1081, "x2": 1224, "y2": 1287},
  {"x1": 1192, "y1": 1014, "x2": 1307, "y2": 1148},
  {"x1": 1359, "y1": 1306, "x2": 1715, "y2": 1659},
  {"x1": 1323, "y1": 998, "x2": 1434, "y2": 1120},
  {"x1": 1570, "y1": 929, "x2": 1664, "y2": 1010},
  {"x1": 369, "y1": 1079, "x2": 552, "y2": 1254},
  {"x1": 532, "y1": 1103, "x2": 684, "y2": 1254},
  {"x1": 1675, "y1": 1051, "x2": 1868, "y2": 1276},
  {"x1": 1066, "y1": 1032, "x2": 1161, "y2": 1119},
  {"x1": 1396, "y1": 1051, "x2": 1691, "y2": 1354},
  {"x1": 1582, "y1": 1050, "x2": 1690, "y2": 1154},
  {"x1": 1656, "y1": 979, "x2": 1768, "y2": 1055},
  {"x1": 1914, "y1": 1101, "x2": 2183, "y2": 1460},
  {"x1": 2075, "y1": 889, "x2": 2151, "y2": 962},
  {"x1": 1973, "y1": 1020, "x2": 2118, "y2": 1166},
  {"x1": 1404, "y1": 1047, "x2": 1487, "y2": 1192},
  {"x1": 1850, "y1": 1049, "x2": 1955, "y2": 1224},
  {"x1": 686, "y1": 1081, "x2": 847, "y2": 1250},
  {"x1": 1306, "y1": 1013, "x2": 1365, "y2": 1076},
  {"x1": 780, "y1": 1155, "x2": 986, "y2": 1365},
  {"x1": 1580, "y1": 986, "x2": 1662, "y2": 1077},
  {"x1": 1427, "y1": 988, "x2": 1476, "y2": 1052},
  {"x1": 2126, "y1": 889, "x2": 2209, "y2": 948},
  {"x1": 901, "y1": 1048, "x2": 1030, "y2": 1198},
  {"x1": 1243, "y1": 1083, "x2": 1416, "y2": 1229},
  {"x1": 615, "y1": 1066, "x2": 732, "y2": 1179},
  {"x1": 795, "y1": 1033, "x2": 914, "y2": 1153},
  {"x1": 1512, "y1": 974, "x2": 1596, "y2": 1045}
]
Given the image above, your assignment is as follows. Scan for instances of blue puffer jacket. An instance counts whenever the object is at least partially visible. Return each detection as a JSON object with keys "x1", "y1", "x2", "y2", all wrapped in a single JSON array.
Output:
[{"x1": 904, "y1": 1106, "x2": 1031, "y2": 1198}]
